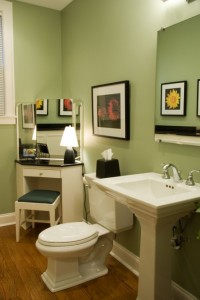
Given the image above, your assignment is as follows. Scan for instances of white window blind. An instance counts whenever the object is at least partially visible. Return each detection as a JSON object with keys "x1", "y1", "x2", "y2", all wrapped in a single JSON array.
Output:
[
  {"x1": 0, "y1": 15, "x2": 5, "y2": 116},
  {"x1": 0, "y1": 0, "x2": 15, "y2": 124}
]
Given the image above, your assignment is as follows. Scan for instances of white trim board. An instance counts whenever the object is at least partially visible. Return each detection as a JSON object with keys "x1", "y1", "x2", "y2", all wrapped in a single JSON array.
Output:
[
  {"x1": 0, "y1": 213, "x2": 15, "y2": 227},
  {"x1": 111, "y1": 240, "x2": 139, "y2": 276}
]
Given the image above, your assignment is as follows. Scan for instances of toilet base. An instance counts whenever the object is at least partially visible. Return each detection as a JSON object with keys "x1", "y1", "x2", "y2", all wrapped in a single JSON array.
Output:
[
  {"x1": 41, "y1": 265, "x2": 108, "y2": 292},
  {"x1": 39, "y1": 232, "x2": 114, "y2": 292}
]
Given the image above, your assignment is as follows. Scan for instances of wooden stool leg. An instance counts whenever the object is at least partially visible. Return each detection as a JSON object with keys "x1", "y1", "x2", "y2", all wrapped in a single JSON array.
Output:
[
  {"x1": 49, "y1": 208, "x2": 55, "y2": 226},
  {"x1": 58, "y1": 201, "x2": 62, "y2": 223},
  {"x1": 31, "y1": 210, "x2": 35, "y2": 229},
  {"x1": 15, "y1": 204, "x2": 20, "y2": 242}
]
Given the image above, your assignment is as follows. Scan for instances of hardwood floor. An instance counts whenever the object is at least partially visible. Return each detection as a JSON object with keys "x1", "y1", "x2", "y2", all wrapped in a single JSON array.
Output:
[{"x1": 0, "y1": 224, "x2": 138, "y2": 300}]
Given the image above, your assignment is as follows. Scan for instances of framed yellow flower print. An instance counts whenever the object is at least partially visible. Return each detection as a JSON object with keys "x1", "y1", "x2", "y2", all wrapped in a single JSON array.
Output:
[
  {"x1": 197, "y1": 79, "x2": 200, "y2": 116},
  {"x1": 36, "y1": 99, "x2": 48, "y2": 116},
  {"x1": 161, "y1": 81, "x2": 187, "y2": 116}
]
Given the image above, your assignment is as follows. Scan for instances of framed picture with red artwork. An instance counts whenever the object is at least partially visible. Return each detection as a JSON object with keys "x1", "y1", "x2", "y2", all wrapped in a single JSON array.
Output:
[
  {"x1": 58, "y1": 99, "x2": 79, "y2": 116},
  {"x1": 92, "y1": 81, "x2": 130, "y2": 140}
]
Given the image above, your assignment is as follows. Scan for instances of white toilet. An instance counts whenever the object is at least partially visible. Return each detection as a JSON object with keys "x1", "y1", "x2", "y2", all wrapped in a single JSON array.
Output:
[{"x1": 36, "y1": 173, "x2": 133, "y2": 292}]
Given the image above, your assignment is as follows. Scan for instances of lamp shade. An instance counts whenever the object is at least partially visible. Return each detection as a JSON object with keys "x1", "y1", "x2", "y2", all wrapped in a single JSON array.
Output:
[
  {"x1": 60, "y1": 126, "x2": 78, "y2": 148},
  {"x1": 60, "y1": 126, "x2": 78, "y2": 164}
]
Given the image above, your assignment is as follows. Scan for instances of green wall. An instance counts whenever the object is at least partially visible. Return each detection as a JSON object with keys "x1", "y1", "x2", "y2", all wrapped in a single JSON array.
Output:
[
  {"x1": 13, "y1": 2, "x2": 62, "y2": 100},
  {"x1": 1, "y1": 0, "x2": 200, "y2": 297},
  {"x1": 0, "y1": 126, "x2": 16, "y2": 212},
  {"x1": 0, "y1": 2, "x2": 62, "y2": 213}
]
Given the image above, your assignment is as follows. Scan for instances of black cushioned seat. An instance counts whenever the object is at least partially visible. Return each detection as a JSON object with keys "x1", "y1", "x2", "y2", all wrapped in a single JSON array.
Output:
[{"x1": 18, "y1": 190, "x2": 60, "y2": 204}]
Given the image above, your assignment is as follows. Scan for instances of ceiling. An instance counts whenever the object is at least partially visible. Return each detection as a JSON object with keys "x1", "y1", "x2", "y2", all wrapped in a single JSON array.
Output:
[{"x1": 16, "y1": 0, "x2": 74, "y2": 11}]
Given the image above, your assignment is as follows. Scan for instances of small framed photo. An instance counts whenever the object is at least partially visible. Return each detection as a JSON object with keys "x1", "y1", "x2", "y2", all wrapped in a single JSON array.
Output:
[
  {"x1": 161, "y1": 81, "x2": 187, "y2": 116},
  {"x1": 22, "y1": 103, "x2": 35, "y2": 129},
  {"x1": 58, "y1": 98, "x2": 79, "y2": 116},
  {"x1": 36, "y1": 99, "x2": 48, "y2": 115},
  {"x1": 92, "y1": 80, "x2": 130, "y2": 140},
  {"x1": 197, "y1": 79, "x2": 200, "y2": 116}
]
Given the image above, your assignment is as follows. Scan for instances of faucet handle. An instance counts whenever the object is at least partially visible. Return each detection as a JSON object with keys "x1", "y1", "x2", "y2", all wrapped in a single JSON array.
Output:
[{"x1": 185, "y1": 170, "x2": 200, "y2": 186}]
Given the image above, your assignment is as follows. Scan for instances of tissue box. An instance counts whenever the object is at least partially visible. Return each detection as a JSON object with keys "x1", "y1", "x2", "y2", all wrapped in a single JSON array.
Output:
[{"x1": 96, "y1": 159, "x2": 120, "y2": 178}]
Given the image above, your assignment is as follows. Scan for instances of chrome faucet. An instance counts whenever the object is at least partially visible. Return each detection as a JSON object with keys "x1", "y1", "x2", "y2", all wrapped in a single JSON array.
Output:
[
  {"x1": 161, "y1": 163, "x2": 183, "y2": 183},
  {"x1": 185, "y1": 170, "x2": 200, "y2": 186}
]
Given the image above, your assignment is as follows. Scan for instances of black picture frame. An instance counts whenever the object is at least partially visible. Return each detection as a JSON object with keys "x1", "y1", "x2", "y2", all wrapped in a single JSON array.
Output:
[
  {"x1": 92, "y1": 80, "x2": 130, "y2": 140},
  {"x1": 197, "y1": 79, "x2": 200, "y2": 116},
  {"x1": 36, "y1": 99, "x2": 48, "y2": 116},
  {"x1": 58, "y1": 98, "x2": 73, "y2": 116},
  {"x1": 58, "y1": 99, "x2": 79, "y2": 116},
  {"x1": 161, "y1": 81, "x2": 187, "y2": 116}
]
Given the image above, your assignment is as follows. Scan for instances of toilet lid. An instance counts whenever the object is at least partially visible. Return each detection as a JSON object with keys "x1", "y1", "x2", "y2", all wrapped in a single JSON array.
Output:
[{"x1": 38, "y1": 222, "x2": 98, "y2": 246}]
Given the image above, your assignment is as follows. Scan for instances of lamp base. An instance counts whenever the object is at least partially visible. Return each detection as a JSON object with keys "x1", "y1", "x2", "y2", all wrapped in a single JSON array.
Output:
[{"x1": 64, "y1": 148, "x2": 75, "y2": 164}]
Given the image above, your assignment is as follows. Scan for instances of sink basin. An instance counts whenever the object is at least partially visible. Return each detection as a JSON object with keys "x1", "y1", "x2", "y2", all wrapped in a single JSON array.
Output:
[
  {"x1": 94, "y1": 172, "x2": 200, "y2": 208},
  {"x1": 117, "y1": 179, "x2": 188, "y2": 199}
]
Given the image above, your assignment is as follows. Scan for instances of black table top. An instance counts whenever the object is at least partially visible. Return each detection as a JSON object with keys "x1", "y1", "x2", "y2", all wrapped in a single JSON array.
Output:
[{"x1": 16, "y1": 159, "x2": 83, "y2": 167}]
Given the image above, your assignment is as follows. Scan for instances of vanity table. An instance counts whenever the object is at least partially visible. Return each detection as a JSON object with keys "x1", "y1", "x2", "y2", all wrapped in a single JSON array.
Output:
[{"x1": 16, "y1": 159, "x2": 84, "y2": 223}]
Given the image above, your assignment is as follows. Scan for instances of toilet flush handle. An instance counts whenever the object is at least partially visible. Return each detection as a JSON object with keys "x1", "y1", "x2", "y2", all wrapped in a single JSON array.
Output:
[{"x1": 83, "y1": 176, "x2": 90, "y2": 188}]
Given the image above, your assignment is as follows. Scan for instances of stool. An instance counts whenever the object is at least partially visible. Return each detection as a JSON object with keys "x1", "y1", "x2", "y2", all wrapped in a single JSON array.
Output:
[{"x1": 15, "y1": 189, "x2": 61, "y2": 242}]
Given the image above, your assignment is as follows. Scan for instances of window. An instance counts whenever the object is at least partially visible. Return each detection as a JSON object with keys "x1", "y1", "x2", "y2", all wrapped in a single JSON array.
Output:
[{"x1": 0, "y1": 0, "x2": 15, "y2": 124}]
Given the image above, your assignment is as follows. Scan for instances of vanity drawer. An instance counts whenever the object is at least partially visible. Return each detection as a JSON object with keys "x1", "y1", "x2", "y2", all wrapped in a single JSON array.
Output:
[{"x1": 23, "y1": 168, "x2": 61, "y2": 178}]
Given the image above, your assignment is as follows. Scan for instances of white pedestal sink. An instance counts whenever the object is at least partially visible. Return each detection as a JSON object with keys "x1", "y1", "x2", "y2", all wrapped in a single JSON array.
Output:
[{"x1": 94, "y1": 172, "x2": 200, "y2": 300}]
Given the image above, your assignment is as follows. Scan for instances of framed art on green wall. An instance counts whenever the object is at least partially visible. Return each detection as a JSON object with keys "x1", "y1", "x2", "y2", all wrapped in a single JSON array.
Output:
[
  {"x1": 58, "y1": 99, "x2": 79, "y2": 116},
  {"x1": 58, "y1": 98, "x2": 73, "y2": 116},
  {"x1": 161, "y1": 81, "x2": 187, "y2": 116},
  {"x1": 36, "y1": 99, "x2": 48, "y2": 116},
  {"x1": 92, "y1": 80, "x2": 130, "y2": 140},
  {"x1": 197, "y1": 79, "x2": 200, "y2": 116}
]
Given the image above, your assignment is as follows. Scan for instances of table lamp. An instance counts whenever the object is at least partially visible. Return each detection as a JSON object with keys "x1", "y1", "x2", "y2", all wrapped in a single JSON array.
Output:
[{"x1": 60, "y1": 125, "x2": 78, "y2": 164}]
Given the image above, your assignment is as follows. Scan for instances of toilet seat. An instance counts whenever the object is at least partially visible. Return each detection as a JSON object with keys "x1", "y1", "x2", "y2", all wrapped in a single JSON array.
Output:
[{"x1": 38, "y1": 222, "x2": 98, "y2": 247}]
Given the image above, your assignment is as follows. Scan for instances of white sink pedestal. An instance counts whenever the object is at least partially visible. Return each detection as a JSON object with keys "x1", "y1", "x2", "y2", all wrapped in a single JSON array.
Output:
[{"x1": 132, "y1": 208, "x2": 193, "y2": 300}]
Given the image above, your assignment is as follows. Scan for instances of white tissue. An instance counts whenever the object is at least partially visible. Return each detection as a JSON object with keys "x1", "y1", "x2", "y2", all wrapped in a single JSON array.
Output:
[{"x1": 101, "y1": 148, "x2": 113, "y2": 161}]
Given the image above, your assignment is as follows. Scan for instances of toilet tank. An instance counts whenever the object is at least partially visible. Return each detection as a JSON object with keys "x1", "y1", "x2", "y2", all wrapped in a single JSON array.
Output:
[{"x1": 84, "y1": 173, "x2": 133, "y2": 233}]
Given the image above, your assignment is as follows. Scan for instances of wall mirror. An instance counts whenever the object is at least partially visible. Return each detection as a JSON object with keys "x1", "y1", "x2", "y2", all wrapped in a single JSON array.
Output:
[
  {"x1": 16, "y1": 99, "x2": 83, "y2": 160},
  {"x1": 155, "y1": 14, "x2": 200, "y2": 146}
]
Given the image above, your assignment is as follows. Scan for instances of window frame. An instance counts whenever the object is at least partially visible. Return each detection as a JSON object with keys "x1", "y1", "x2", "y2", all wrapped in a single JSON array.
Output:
[{"x1": 0, "y1": 0, "x2": 15, "y2": 125}]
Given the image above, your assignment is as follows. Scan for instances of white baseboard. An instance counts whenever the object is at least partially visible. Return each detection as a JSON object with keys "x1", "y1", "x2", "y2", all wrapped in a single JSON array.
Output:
[
  {"x1": 0, "y1": 213, "x2": 15, "y2": 227},
  {"x1": 172, "y1": 281, "x2": 198, "y2": 300},
  {"x1": 111, "y1": 240, "x2": 197, "y2": 300},
  {"x1": 111, "y1": 240, "x2": 139, "y2": 276}
]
